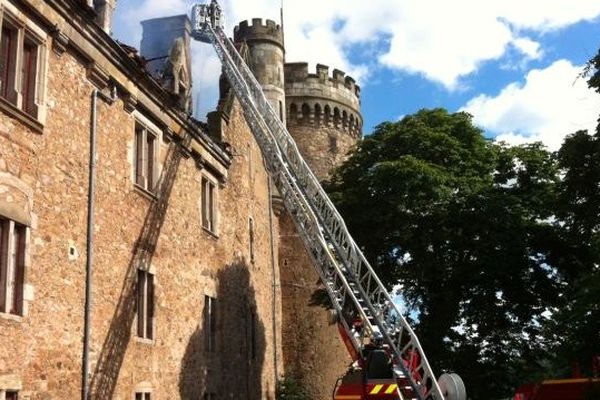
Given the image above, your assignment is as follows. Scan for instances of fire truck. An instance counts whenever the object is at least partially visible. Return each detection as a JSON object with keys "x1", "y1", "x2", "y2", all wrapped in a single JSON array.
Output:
[{"x1": 190, "y1": 2, "x2": 467, "y2": 399}]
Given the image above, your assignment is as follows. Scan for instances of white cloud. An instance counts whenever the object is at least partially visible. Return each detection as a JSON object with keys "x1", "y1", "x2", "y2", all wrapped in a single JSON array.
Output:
[
  {"x1": 512, "y1": 38, "x2": 542, "y2": 60},
  {"x1": 463, "y1": 60, "x2": 600, "y2": 150},
  {"x1": 113, "y1": 0, "x2": 600, "y2": 118}
]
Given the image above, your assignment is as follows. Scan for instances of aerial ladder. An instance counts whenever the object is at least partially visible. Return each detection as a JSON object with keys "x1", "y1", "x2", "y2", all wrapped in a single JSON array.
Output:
[{"x1": 190, "y1": 2, "x2": 466, "y2": 399}]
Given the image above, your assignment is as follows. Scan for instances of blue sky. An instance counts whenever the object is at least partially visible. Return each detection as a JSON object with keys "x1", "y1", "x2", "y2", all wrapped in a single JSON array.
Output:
[{"x1": 113, "y1": 0, "x2": 600, "y2": 149}]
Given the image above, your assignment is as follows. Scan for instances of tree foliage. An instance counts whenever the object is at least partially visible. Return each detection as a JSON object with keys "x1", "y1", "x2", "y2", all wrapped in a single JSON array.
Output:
[
  {"x1": 544, "y1": 50, "x2": 600, "y2": 377},
  {"x1": 327, "y1": 109, "x2": 564, "y2": 398},
  {"x1": 327, "y1": 91, "x2": 600, "y2": 399},
  {"x1": 276, "y1": 376, "x2": 313, "y2": 400}
]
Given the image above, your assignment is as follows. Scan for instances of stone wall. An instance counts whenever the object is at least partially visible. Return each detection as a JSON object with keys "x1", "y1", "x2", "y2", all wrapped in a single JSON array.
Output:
[
  {"x1": 280, "y1": 58, "x2": 363, "y2": 398},
  {"x1": 0, "y1": 1, "x2": 283, "y2": 399},
  {"x1": 285, "y1": 119, "x2": 358, "y2": 182},
  {"x1": 279, "y1": 213, "x2": 351, "y2": 400}
]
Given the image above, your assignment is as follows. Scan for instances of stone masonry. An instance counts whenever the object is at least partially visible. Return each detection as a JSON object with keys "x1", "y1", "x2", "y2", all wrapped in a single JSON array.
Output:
[
  {"x1": 0, "y1": 1, "x2": 364, "y2": 399},
  {"x1": 281, "y1": 64, "x2": 363, "y2": 398},
  {"x1": 232, "y1": 17, "x2": 364, "y2": 400},
  {"x1": 0, "y1": 1, "x2": 282, "y2": 399}
]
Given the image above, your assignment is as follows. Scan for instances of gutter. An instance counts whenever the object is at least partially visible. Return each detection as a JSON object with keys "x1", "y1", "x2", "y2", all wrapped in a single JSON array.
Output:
[{"x1": 82, "y1": 85, "x2": 116, "y2": 400}]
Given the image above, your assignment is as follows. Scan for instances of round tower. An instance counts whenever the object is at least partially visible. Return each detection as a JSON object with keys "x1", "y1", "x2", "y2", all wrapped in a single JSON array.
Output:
[
  {"x1": 285, "y1": 62, "x2": 363, "y2": 180},
  {"x1": 279, "y1": 62, "x2": 363, "y2": 400},
  {"x1": 234, "y1": 19, "x2": 287, "y2": 126}
]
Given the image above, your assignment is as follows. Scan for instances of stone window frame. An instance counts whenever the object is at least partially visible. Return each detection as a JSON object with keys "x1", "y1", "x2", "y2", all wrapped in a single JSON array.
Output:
[
  {"x1": 200, "y1": 173, "x2": 218, "y2": 237},
  {"x1": 135, "y1": 265, "x2": 156, "y2": 344},
  {"x1": 134, "y1": 392, "x2": 151, "y2": 400},
  {"x1": 0, "y1": 0, "x2": 49, "y2": 131},
  {"x1": 0, "y1": 375, "x2": 22, "y2": 400},
  {"x1": 132, "y1": 111, "x2": 162, "y2": 197},
  {"x1": 0, "y1": 172, "x2": 35, "y2": 323},
  {"x1": 0, "y1": 216, "x2": 26, "y2": 317},
  {"x1": 1, "y1": 389, "x2": 19, "y2": 400},
  {"x1": 133, "y1": 382, "x2": 152, "y2": 400}
]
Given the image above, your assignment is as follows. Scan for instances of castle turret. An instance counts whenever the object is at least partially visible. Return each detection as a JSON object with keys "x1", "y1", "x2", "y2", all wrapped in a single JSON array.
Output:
[
  {"x1": 279, "y1": 64, "x2": 363, "y2": 399},
  {"x1": 234, "y1": 19, "x2": 286, "y2": 126},
  {"x1": 285, "y1": 62, "x2": 363, "y2": 180}
]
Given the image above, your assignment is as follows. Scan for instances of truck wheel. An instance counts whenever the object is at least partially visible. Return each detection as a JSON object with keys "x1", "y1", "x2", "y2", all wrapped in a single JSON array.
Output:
[{"x1": 438, "y1": 373, "x2": 467, "y2": 400}]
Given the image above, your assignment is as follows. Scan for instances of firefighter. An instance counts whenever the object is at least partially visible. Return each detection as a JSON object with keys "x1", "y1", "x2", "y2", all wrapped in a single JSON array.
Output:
[{"x1": 364, "y1": 332, "x2": 393, "y2": 379}]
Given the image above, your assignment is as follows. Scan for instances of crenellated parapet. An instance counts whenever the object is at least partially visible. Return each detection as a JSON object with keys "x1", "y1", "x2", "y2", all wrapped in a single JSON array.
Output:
[
  {"x1": 234, "y1": 18, "x2": 284, "y2": 50},
  {"x1": 285, "y1": 63, "x2": 362, "y2": 138}
]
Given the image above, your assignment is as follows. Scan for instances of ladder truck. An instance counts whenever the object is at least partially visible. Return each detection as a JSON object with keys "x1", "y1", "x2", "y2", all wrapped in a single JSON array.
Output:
[{"x1": 190, "y1": 2, "x2": 467, "y2": 399}]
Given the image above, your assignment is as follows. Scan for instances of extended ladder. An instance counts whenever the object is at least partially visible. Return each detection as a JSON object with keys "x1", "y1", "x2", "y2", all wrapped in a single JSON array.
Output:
[{"x1": 191, "y1": 2, "x2": 449, "y2": 399}]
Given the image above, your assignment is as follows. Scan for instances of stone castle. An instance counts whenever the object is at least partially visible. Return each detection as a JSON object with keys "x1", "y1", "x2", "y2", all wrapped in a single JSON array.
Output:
[{"x1": 0, "y1": 1, "x2": 361, "y2": 399}]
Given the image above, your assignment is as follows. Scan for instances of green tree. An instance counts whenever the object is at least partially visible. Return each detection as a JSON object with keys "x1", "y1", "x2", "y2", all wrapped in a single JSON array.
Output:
[
  {"x1": 327, "y1": 109, "x2": 561, "y2": 399},
  {"x1": 543, "y1": 49, "x2": 600, "y2": 376}
]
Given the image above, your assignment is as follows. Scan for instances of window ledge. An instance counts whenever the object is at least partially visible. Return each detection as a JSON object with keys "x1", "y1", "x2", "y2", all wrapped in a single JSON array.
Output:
[
  {"x1": 134, "y1": 337, "x2": 155, "y2": 346},
  {"x1": 0, "y1": 312, "x2": 23, "y2": 323},
  {"x1": 202, "y1": 226, "x2": 219, "y2": 240},
  {"x1": 133, "y1": 184, "x2": 158, "y2": 202},
  {"x1": 0, "y1": 97, "x2": 43, "y2": 134}
]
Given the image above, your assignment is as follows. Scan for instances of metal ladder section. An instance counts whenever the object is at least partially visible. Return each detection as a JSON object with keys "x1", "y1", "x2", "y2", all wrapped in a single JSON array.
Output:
[{"x1": 191, "y1": 4, "x2": 445, "y2": 400}]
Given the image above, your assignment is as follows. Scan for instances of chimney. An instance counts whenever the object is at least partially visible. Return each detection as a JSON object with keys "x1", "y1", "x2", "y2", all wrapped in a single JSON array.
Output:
[
  {"x1": 140, "y1": 15, "x2": 193, "y2": 113},
  {"x1": 94, "y1": 0, "x2": 117, "y2": 34}
]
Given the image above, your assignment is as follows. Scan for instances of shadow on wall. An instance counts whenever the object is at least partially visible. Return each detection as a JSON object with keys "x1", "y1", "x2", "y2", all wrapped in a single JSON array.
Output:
[
  {"x1": 179, "y1": 258, "x2": 268, "y2": 400},
  {"x1": 90, "y1": 131, "x2": 192, "y2": 399}
]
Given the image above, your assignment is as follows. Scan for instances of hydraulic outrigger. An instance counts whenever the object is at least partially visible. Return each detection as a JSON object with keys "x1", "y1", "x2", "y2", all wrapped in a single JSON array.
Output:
[{"x1": 190, "y1": 2, "x2": 467, "y2": 399}]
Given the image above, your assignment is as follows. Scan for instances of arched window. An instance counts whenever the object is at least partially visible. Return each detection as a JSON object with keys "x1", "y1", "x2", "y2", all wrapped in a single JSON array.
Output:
[
  {"x1": 289, "y1": 103, "x2": 298, "y2": 121},
  {"x1": 342, "y1": 110, "x2": 348, "y2": 130},
  {"x1": 333, "y1": 107, "x2": 341, "y2": 128},
  {"x1": 324, "y1": 105, "x2": 331, "y2": 126},
  {"x1": 314, "y1": 104, "x2": 322, "y2": 126},
  {"x1": 301, "y1": 103, "x2": 310, "y2": 119}
]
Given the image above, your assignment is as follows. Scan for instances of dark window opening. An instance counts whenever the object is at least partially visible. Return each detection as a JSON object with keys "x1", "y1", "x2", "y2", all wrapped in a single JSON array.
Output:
[
  {"x1": 250, "y1": 310, "x2": 257, "y2": 360},
  {"x1": 135, "y1": 392, "x2": 151, "y2": 400},
  {"x1": 324, "y1": 105, "x2": 331, "y2": 125},
  {"x1": 6, "y1": 391, "x2": 19, "y2": 400},
  {"x1": 301, "y1": 103, "x2": 310, "y2": 119},
  {"x1": 22, "y1": 38, "x2": 38, "y2": 116},
  {"x1": 289, "y1": 103, "x2": 298, "y2": 121},
  {"x1": 137, "y1": 269, "x2": 154, "y2": 339},
  {"x1": 279, "y1": 100, "x2": 283, "y2": 122},
  {"x1": 0, "y1": 24, "x2": 17, "y2": 104},
  {"x1": 204, "y1": 295, "x2": 217, "y2": 352},
  {"x1": 329, "y1": 136, "x2": 338, "y2": 154},
  {"x1": 315, "y1": 104, "x2": 322, "y2": 126},
  {"x1": 249, "y1": 217, "x2": 255, "y2": 263}
]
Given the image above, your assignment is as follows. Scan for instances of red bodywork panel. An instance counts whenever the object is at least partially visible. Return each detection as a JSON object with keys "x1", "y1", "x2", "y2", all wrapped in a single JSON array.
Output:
[
  {"x1": 334, "y1": 379, "x2": 403, "y2": 400},
  {"x1": 335, "y1": 323, "x2": 416, "y2": 400},
  {"x1": 514, "y1": 378, "x2": 600, "y2": 400}
]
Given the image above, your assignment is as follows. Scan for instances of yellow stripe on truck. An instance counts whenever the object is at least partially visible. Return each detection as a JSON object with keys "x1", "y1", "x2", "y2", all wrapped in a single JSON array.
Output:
[
  {"x1": 370, "y1": 384, "x2": 384, "y2": 394},
  {"x1": 385, "y1": 384, "x2": 398, "y2": 394}
]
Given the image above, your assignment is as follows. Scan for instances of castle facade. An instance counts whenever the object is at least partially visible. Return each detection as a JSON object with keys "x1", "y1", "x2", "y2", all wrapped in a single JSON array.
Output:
[{"x1": 0, "y1": 1, "x2": 361, "y2": 399}]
